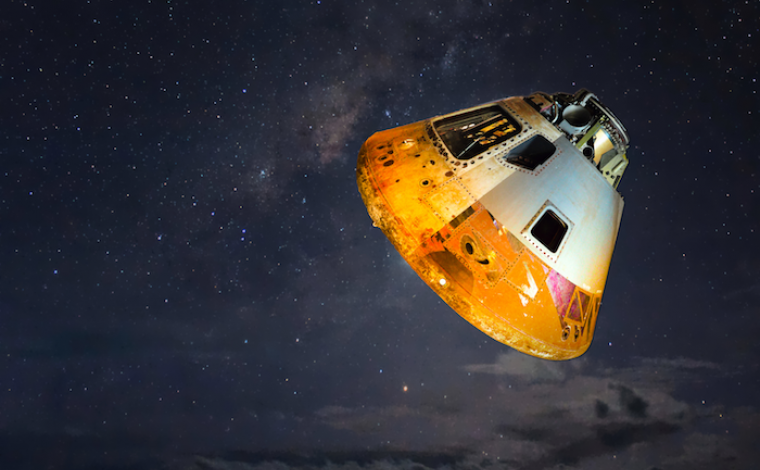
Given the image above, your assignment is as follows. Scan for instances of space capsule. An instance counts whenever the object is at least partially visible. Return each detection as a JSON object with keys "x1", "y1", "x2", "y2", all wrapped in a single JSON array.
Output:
[{"x1": 356, "y1": 89, "x2": 630, "y2": 360}]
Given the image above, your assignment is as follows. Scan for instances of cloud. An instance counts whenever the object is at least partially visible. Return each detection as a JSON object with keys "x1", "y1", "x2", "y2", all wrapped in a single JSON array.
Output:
[
  {"x1": 638, "y1": 356, "x2": 722, "y2": 371},
  {"x1": 165, "y1": 451, "x2": 473, "y2": 470},
  {"x1": 662, "y1": 432, "x2": 739, "y2": 469},
  {"x1": 315, "y1": 405, "x2": 420, "y2": 434},
  {"x1": 313, "y1": 379, "x2": 688, "y2": 466},
  {"x1": 615, "y1": 385, "x2": 649, "y2": 418},
  {"x1": 721, "y1": 282, "x2": 760, "y2": 301},
  {"x1": 461, "y1": 351, "x2": 581, "y2": 383},
  {"x1": 607, "y1": 356, "x2": 742, "y2": 395},
  {"x1": 305, "y1": 353, "x2": 760, "y2": 469}
]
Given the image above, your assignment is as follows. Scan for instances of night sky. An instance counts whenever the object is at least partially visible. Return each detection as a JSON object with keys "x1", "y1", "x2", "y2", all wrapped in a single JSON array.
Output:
[{"x1": 1, "y1": 0, "x2": 759, "y2": 469}]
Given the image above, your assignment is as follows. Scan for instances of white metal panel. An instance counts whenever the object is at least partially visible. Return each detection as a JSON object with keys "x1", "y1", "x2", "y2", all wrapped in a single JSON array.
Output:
[{"x1": 479, "y1": 136, "x2": 624, "y2": 293}]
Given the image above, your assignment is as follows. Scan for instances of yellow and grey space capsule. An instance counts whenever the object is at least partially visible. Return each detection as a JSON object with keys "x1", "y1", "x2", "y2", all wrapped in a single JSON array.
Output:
[{"x1": 356, "y1": 89, "x2": 630, "y2": 360}]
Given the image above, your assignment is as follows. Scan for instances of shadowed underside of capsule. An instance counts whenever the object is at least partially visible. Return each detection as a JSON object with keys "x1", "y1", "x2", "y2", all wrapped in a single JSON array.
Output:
[{"x1": 357, "y1": 90, "x2": 629, "y2": 360}]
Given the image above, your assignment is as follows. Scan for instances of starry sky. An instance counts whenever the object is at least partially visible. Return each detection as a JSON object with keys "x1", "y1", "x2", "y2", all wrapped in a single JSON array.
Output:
[{"x1": 1, "y1": 0, "x2": 759, "y2": 469}]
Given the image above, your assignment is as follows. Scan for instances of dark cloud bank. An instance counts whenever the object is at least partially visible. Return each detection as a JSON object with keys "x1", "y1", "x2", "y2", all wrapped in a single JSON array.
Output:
[{"x1": 4, "y1": 355, "x2": 757, "y2": 470}]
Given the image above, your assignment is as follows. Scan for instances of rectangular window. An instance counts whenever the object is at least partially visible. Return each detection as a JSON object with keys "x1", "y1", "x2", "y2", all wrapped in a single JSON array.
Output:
[
  {"x1": 505, "y1": 134, "x2": 556, "y2": 171},
  {"x1": 434, "y1": 105, "x2": 521, "y2": 161},
  {"x1": 531, "y1": 210, "x2": 568, "y2": 253}
]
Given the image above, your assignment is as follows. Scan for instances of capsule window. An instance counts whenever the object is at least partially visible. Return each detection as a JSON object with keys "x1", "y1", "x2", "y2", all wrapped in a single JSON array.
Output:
[
  {"x1": 435, "y1": 105, "x2": 521, "y2": 161},
  {"x1": 505, "y1": 135, "x2": 556, "y2": 171},
  {"x1": 531, "y1": 210, "x2": 568, "y2": 253}
]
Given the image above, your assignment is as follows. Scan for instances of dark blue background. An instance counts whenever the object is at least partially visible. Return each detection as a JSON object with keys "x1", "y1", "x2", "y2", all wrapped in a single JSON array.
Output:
[{"x1": 1, "y1": 0, "x2": 758, "y2": 468}]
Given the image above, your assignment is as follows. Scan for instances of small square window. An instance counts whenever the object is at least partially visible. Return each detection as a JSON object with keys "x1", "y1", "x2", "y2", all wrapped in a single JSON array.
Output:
[{"x1": 531, "y1": 210, "x2": 568, "y2": 253}]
